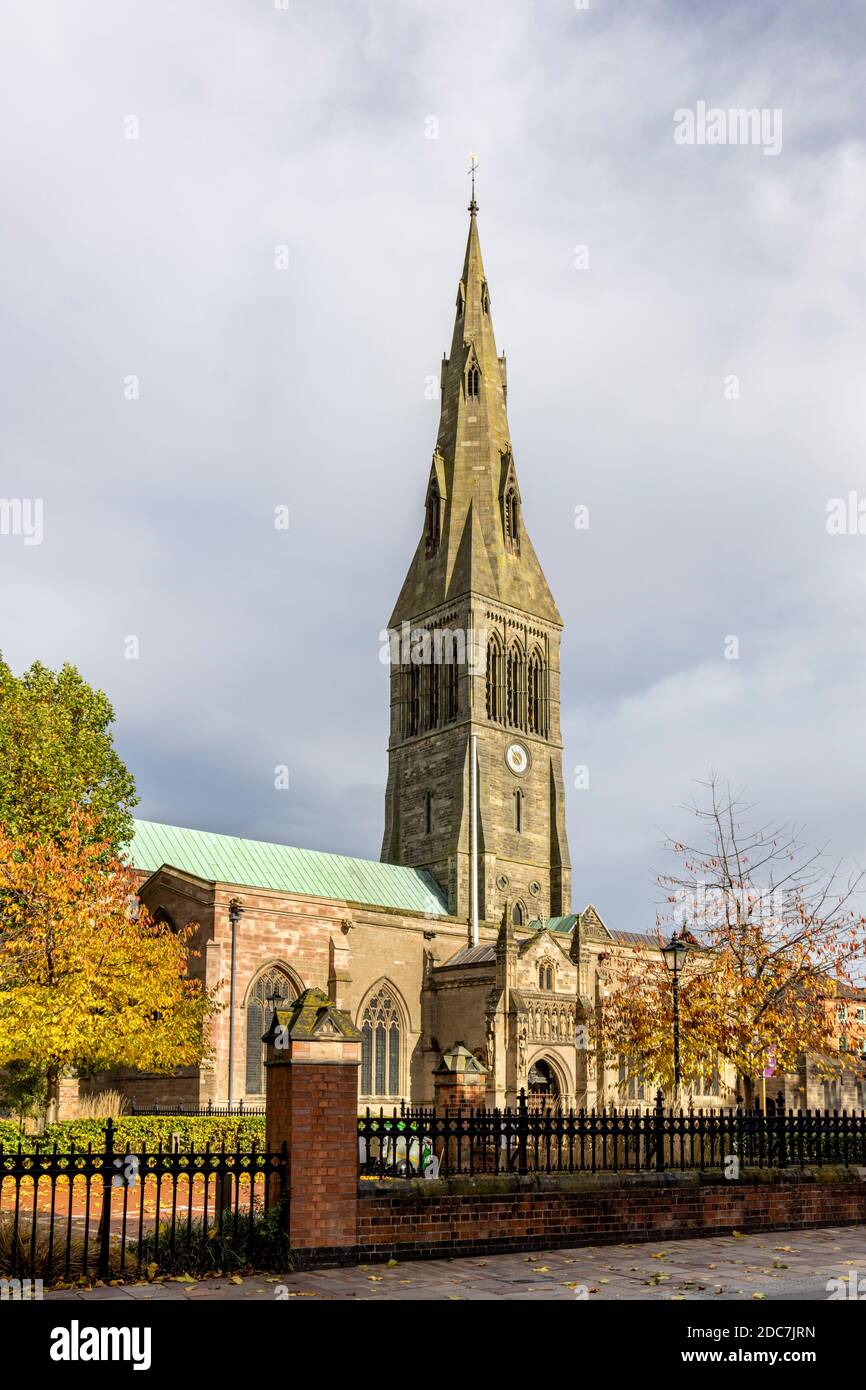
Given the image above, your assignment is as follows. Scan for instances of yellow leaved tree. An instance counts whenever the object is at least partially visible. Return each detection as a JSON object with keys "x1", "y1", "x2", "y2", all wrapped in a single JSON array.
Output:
[{"x1": 0, "y1": 809, "x2": 216, "y2": 1117}]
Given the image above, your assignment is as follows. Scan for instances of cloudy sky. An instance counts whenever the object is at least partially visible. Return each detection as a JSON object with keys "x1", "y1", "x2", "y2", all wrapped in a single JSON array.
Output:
[{"x1": 2, "y1": 0, "x2": 866, "y2": 929}]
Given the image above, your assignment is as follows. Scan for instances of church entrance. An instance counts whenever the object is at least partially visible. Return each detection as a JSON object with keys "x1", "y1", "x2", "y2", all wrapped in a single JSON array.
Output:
[{"x1": 527, "y1": 1058, "x2": 560, "y2": 1112}]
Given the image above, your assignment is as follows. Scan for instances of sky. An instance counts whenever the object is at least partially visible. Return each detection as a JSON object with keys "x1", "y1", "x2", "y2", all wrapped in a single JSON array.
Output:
[{"x1": 2, "y1": 0, "x2": 866, "y2": 930}]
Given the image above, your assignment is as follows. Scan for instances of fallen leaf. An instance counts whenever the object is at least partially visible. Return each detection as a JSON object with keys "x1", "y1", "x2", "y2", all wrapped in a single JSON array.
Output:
[{"x1": 229, "y1": 1275, "x2": 243, "y2": 1286}]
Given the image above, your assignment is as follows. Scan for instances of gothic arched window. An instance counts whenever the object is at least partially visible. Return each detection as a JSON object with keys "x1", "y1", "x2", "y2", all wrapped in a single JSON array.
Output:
[
  {"x1": 360, "y1": 987, "x2": 403, "y2": 1098},
  {"x1": 527, "y1": 648, "x2": 545, "y2": 736},
  {"x1": 245, "y1": 966, "x2": 296, "y2": 1096},
  {"x1": 514, "y1": 788, "x2": 523, "y2": 834},
  {"x1": 506, "y1": 642, "x2": 525, "y2": 729},
  {"x1": 467, "y1": 365, "x2": 480, "y2": 399},
  {"x1": 512, "y1": 901, "x2": 526, "y2": 927},
  {"x1": 486, "y1": 634, "x2": 503, "y2": 722},
  {"x1": 538, "y1": 961, "x2": 554, "y2": 991},
  {"x1": 425, "y1": 481, "x2": 440, "y2": 554}
]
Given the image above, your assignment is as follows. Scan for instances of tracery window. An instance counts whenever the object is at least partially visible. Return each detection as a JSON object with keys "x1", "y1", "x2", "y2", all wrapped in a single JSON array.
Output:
[
  {"x1": 512, "y1": 901, "x2": 525, "y2": 927},
  {"x1": 360, "y1": 988, "x2": 402, "y2": 1097},
  {"x1": 538, "y1": 961, "x2": 554, "y2": 991},
  {"x1": 245, "y1": 966, "x2": 295, "y2": 1096},
  {"x1": 467, "y1": 365, "x2": 480, "y2": 399}
]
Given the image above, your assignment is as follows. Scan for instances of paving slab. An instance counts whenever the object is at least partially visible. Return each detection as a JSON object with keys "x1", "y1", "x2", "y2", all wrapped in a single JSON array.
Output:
[{"x1": 42, "y1": 1224, "x2": 866, "y2": 1301}]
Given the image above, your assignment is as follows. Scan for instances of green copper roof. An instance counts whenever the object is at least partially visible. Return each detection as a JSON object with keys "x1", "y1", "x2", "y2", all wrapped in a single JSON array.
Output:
[
  {"x1": 530, "y1": 915, "x2": 579, "y2": 933},
  {"x1": 126, "y1": 819, "x2": 450, "y2": 917}
]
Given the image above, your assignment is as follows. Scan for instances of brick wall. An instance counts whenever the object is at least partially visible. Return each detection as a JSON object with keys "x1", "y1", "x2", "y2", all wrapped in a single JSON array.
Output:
[{"x1": 351, "y1": 1168, "x2": 866, "y2": 1264}]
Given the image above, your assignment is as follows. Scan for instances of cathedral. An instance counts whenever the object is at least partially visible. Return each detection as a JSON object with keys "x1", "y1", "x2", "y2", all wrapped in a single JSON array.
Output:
[{"x1": 100, "y1": 192, "x2": 670, "y2": 1115}]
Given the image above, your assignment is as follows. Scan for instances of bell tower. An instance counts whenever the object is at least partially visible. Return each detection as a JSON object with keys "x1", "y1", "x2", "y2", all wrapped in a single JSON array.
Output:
[{"x1": 381, "y1": 185, "x2": 571, "y2": 925}]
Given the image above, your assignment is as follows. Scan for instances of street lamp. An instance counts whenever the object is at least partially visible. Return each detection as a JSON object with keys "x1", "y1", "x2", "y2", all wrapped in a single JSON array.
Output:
[
  {"x1": 661, "y1": 930, "x2": 691, "y2": 1095},
  {"x1": 227, "y1": 898, "x2": 244, "y2": 1106}
]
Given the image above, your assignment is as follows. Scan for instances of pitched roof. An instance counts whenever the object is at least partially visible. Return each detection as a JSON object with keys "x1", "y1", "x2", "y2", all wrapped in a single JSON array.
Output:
[
  {"x1": 437, "y1": 943, "x2": 496, "y2": 969},
  {"x1": 126, "y1": 819, "x2": 450, "y2": 917},
  {"x1": 528, "y1": 915, "x2": 658, "y2": 948}
]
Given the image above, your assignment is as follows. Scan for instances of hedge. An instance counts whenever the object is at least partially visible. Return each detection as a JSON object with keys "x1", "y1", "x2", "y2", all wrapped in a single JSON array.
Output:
[{"x1": 0, "y1": 1115, "x2": 267, "y2": 1154}]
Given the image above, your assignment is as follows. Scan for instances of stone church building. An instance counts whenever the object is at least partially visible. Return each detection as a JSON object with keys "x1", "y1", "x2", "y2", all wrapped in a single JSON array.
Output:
[{"x1": 106, "y1": 194, "x2": 671, "y2": 1114}]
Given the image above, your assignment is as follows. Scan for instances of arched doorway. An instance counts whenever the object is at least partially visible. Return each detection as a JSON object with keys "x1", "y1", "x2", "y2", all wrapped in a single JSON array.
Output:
[{"x1": 527, "y1": 1058, "x2": 560, "y2": 1112}]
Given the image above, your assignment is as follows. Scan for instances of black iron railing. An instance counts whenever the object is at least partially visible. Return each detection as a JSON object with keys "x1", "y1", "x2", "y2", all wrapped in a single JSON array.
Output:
[
  {"x1": 0, "y1": 1119, "x2": 287, "y2": 1282},
  {"x1": 358, "y1": 1090, "x2": 866, "y2": 1178}
]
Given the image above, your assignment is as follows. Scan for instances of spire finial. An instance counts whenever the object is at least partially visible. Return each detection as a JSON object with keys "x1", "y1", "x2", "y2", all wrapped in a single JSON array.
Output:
[{"x1": 467, "y1": 151, "x2": 479, "y2": 215}]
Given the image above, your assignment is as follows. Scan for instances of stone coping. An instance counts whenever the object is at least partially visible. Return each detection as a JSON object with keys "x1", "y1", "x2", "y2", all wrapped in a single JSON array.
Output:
[{"x1": 359, "y1": 1165, "x2": 866, "y2": 1198}]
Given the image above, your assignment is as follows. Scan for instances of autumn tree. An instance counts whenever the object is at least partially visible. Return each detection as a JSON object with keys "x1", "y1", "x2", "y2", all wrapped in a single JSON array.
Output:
[
  {"x1": 0, "y1": 656, "x2": 137, "y2": 852},
  {"x1": 601, "y1": 778, "x2": 866, "y2": 1104},
  {"x1": 0, "y1": 811, "x2": 216, "y2": 1118}
]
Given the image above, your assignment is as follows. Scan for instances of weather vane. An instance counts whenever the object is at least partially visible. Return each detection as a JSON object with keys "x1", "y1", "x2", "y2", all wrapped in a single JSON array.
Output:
[{"x1": 468, "y1": 151, "x2": 479, "y2": 209}]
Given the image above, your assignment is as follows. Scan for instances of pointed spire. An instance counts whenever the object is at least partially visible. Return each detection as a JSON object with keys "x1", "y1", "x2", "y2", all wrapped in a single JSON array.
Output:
[{"x1": 389, "y1": 183, "x2": 561, "y2": 628}]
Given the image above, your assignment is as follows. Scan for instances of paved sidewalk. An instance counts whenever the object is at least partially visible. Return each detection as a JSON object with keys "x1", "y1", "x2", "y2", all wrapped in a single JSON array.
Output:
[{"x1": 43, "y1": 1225, "x2": 866, "y2": 1301}]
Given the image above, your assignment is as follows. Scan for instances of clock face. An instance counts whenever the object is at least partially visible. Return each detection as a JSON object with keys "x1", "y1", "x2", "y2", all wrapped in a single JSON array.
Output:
[{"x1": 505, "y1": 742, "x2": 529, "y2": 775}]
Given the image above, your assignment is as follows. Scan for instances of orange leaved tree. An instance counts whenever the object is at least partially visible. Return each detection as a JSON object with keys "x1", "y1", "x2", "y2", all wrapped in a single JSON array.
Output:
[
  {"x1": 601, "y1": 778, "x2": 866, "y2": 1105},
  {"x1": 0, "y1": 809, "x2": 216, "y2": 1118}
]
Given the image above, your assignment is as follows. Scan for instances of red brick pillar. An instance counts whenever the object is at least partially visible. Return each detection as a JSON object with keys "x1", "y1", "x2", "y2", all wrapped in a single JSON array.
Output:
[{"x1": 264, "y1": 987, "x2": 361, "y2": 1259}]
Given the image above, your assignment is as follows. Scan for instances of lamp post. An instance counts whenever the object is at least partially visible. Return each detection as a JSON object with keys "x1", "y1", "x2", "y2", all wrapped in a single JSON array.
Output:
[
  {"x1": 227, "y1": 898, "x2": 244, "y2": 1105},
  {"x1": 661, "y1": 930, "x2": 691, "y2": 1097}
]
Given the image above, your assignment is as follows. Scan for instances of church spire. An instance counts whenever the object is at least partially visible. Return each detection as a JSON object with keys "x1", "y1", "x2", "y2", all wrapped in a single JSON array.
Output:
[{"x1": 390, "y1": 185, "x2": 560, "y2": 628}]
